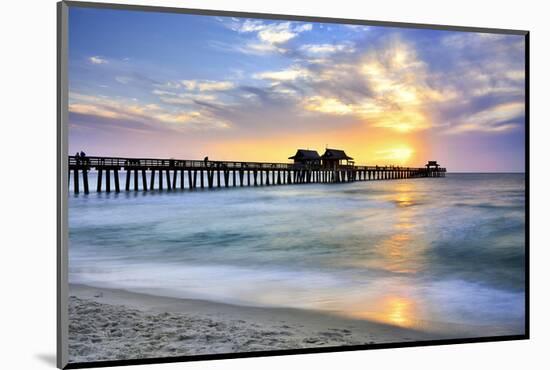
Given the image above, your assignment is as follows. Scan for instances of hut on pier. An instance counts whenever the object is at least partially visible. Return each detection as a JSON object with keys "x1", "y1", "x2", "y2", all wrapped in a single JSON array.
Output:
[
  {"x1": 426, "y1": 160, "x2": 441, "y2": 177},
  {"x1": 425, "y1": 161, "x2": 440, "y2": 170},
  {"x1": 321, "y1": 148, "x2": 354, "y2": 169},
  {"x1": 289, "y1": 149, "x2": 321, "y2": 168}
]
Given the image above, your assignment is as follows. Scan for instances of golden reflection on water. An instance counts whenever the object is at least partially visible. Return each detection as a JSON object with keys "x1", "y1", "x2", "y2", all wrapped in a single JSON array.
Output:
[
  {"x1": 355, "y1": 296, "x2": 418, "y2": 328},
  {"x1": 345, "y1": 183, "x2": 427, "y2": 328},
  {"x1": 394, "y1": 192, "x2": 415, "y2": 208},
  {"x1": 385, "y1": 297, "x2": 415, "y2": 326},
  {"x1": 369, "y1": 183, "x2": 428, "y2": 274}
]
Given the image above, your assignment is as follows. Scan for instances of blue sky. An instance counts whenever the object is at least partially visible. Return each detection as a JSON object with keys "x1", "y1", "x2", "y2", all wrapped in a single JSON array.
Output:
[{"x1": 68, "y1": 7, "x2": 526, "y2": 171}]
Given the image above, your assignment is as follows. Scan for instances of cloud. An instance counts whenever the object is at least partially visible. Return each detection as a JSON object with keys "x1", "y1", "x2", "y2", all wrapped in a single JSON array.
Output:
[
  {"x1": 89, "y1": 56, "x2": 108, "y2": 64},
  {"x1": 241, "y1": 42, "x2": 281, "y2": 54},
  {"x1": 112, "y1": 72, "x2": 160, "y2": 87},
  {"x1": 440, "y1": 33, "x2": 515, "y2": 51},
  {"x1": 69, "y1": 93, "x2": 230, "y2": 130},
  {"x1": 300, "y1": 42, "x2": 355, "y2": 56},
  {"x1": 154, "y1": 81, "x2": 182, "y2": 89},
  {"x1": 237, "y1": 20, "x2": 311, "y2": 44},
  {"x1": 158, "y1": 92, "x2": 219, "y2": 106},
  {"x1": 207, "y1": 39, "x2": 280, "y2": 55},
  {"x1": 506, "y1": 70, "x2": 525, "y2": 81},
  {"x1": 297, "y1": 34, "x2": 522, "y2": 135},
  {"x1": 225, "y1": 19, "x2": 313, "y2": 55},
  {"x1": 148, "y1": 78, "x2": 241, "y2": 116},
  {"x1": 343, "y1": 24, "x2": 370, "y2": 32},
  {"x1": 257, "y1": 24, "x2": 297, "y2": 44},
  {"x1": 426, "y1": 33, "x2": 525, "y2": 134},
  {"x1": 355, "y1": 42, "x2": 452, "y2": 131},
  {"x1": 198, "y1": 33, "x2": 525, "y2": 136},
  {"x1": 152, "y1": 89, "x2": 177, "y2": 96},
  {"x1": 253, "y1": 66, "x2": 310, "y2": 82},
  {"x1": 208, "y1": 36, "x2": 455, "y2": 133},
  {"x1": 444, "y1": 101, "x2": 523, "y2": 134},
  {"x1": 303, "y1": 96, "x2": 353, "y2": 115},
  {"x1": 181, "y1": 80, "x2": 235, "y2": 92},
  {"x1": 77, "y1": 24, "x2": 525, "y2": 141},
  {"x1": 296, "y1": 39, "x2": 451, "y2": 133},
  {"x1": 294, "y1": 23, "x2": 313, "y2": 32},
  {"x1": 70, "y1": 102, "x2": 122, "y2": 119}
]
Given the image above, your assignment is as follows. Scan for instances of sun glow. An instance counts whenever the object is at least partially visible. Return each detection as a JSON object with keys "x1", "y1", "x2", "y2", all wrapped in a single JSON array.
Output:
[
  {"x1": 303, "y1": 96, "x2": 353, "y2": 115},
  {"x1": 376, "y1": 147, "x2": 414, "y2": 164}
]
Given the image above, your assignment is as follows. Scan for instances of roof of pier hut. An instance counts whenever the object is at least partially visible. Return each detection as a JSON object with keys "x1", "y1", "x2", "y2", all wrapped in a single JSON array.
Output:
[
  {"x1": 288, "y1": 149, "x2": 321, "y2": 160},
  {"x1": 321, "y1": 149, "x2": 353, "y2": 160}
]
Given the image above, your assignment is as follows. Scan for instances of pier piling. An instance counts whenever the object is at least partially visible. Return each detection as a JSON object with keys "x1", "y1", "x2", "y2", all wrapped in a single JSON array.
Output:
[
  {"x1": 73, "y1": 168, "x2": 79, "y2": 194},
  {"x1": 97, "y1": 169, "x2": 102, "y2": 192},
  {"x1": 125, "y1": 169, "x2": 130, "y2": 191},
  {"x1": 114, "y1": 169, "x2": 120, "y2": 192},
  {"x1": 82, "y1": 169, "x2": 89, "y2": 194},
  {"x1": 142, "y1": 170, "x2": 148, "y2": 191},
  {"x1": 106, "y1": 169, "x2": 111, "y2": 192}
]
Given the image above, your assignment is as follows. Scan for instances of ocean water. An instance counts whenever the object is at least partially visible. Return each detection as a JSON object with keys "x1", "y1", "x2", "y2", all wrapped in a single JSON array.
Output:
[{"x1": 68, "y1": 173, "x2": 526, "y2": 337}]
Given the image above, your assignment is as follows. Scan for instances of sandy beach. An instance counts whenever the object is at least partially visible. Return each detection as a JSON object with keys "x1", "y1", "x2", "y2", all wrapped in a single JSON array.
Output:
[{"x1": 69, "y1": 284, "x2": 435, "y2": 363}]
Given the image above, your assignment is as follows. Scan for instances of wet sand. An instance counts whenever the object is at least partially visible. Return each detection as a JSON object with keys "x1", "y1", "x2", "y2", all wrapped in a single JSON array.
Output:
[{"x1": 68, "y1": 284, "x2": 434, "y2": 363}]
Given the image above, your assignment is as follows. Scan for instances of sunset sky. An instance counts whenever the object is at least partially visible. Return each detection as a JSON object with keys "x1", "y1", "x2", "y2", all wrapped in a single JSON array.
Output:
[{"x1": 68, "y1": 7, "x2": 526, "y2": 172}]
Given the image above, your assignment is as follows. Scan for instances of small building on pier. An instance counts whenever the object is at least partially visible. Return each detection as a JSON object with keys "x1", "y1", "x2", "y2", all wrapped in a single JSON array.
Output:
[
  {"x1": 425, "y1": 160, "x2": 443, "y2": 177},
  {"x1": 425, "y1": 161, "x2": 440, "y2": 170},
  {"x1": 289, "y1": 149, "x2": 321, "y2": 167},
  {"x1": 321, "y1": 148, "x2": 354, "y2": 169}
]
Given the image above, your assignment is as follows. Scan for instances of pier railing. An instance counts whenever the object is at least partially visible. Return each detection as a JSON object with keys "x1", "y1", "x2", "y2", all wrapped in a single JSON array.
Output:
[
  {"x1": 68, "y1": 155, "x2": 446, "y2": 194},
  {"x1": 69, "y1": 156, "x2": 294, "y2": 170}
]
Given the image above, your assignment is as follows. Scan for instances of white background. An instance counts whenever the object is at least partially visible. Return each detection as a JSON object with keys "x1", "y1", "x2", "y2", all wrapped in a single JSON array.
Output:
[{"x1": 1, "y1": 0, "x2": 547, "y2": 369}]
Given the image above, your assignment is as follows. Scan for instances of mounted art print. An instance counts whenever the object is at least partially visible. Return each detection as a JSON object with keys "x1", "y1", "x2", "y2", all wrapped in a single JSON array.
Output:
[{"x1": 57, "y1": 1, "x2": 529, "y2": 368}]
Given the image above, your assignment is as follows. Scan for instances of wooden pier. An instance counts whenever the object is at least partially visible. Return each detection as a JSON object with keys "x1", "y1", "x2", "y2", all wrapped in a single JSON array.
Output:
[{"x1": 68, "y1": 155, "x2": 446, "y2": 194}]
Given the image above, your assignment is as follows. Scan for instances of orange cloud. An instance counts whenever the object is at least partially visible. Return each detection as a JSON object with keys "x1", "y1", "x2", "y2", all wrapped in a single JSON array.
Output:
[
  {"x1": 299, "y1": 39, "x2": 455, "y2": 134},
  {"x1": 69, "y1": 93, "x2": 230, "y2": 129}
]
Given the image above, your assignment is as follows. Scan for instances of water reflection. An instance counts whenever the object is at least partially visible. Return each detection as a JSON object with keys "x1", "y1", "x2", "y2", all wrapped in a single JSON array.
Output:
[
  {"x1": 384, "y1": 296, "x2": 415, "y2": 326},
  {"x1": 364, "y1": 296, "x2": 418, "y2": 327},
  {"x1": 345, "y1": 183, "x2": 428, "y2": 328},
  {"x1": 394, "y1": 193, "x2": 415, "y2": 208},
  {"x1": 337, "y1": 288, "x2": 421, "y2": 329},
  {"x1": 371, "y1": 183, "x2": 428, "y2": 274}
]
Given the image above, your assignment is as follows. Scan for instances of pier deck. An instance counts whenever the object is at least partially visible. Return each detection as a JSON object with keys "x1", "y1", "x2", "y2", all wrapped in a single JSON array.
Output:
[{"x1": 68, "y1": 156, "x2": 446, "y2": 194}]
